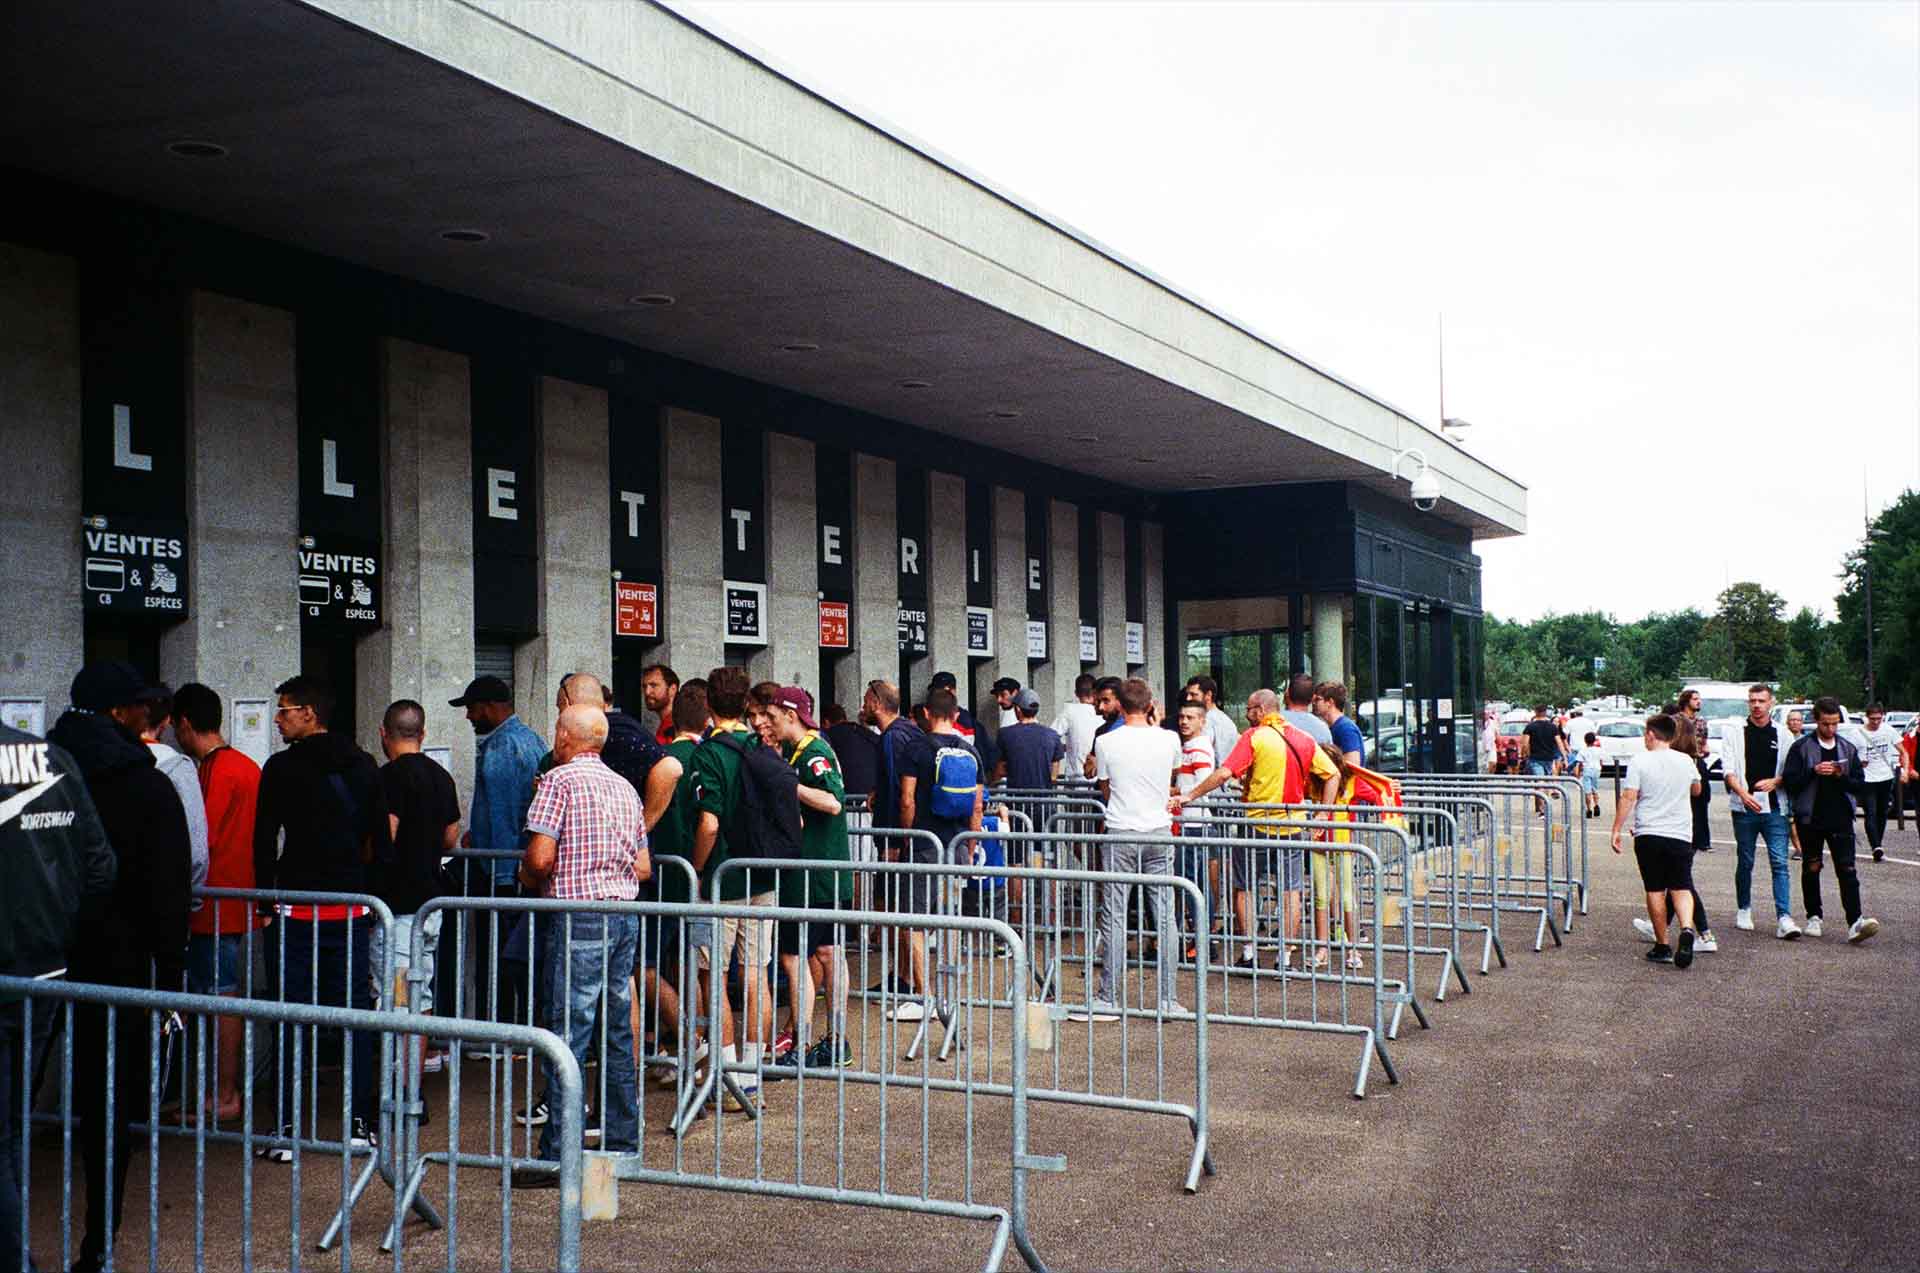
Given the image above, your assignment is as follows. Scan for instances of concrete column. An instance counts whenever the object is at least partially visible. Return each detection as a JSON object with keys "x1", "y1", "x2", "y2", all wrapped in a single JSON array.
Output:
[
  {"x1": 361, "y1": 338, "x2": 476, "y2": 806},
  {"x1": 1098, "y1": 510, "x2": 1127, "y2": 681},
  {"x1": 159, "y1": 292, "x2": 300, "y2": 742},
  {"x1": 927, "y1": 471, "x2": 968, "y2": 697},
  {"x1": 1042, "y1": 498, "x2": 1078, "y2": 714},
  {"x1": 1312, "y1": 593, "x2": 1346, "y2": 685},
  {"x1": 512, "y1": 376, "x2": 612, "y2": 741},
  {"x1": 985, "y1": 485, "x2": 1029, "y2": 715},
  {"x1": 1144, "y1": 520, "x2": 1168, "y2": 701},
  {"x1": 851, "y1": 454, "x2": 896, "y2": 697},
  {"x1": 0, "y1": 244, "x2": 83, "y2": 715},
  {"x1": 662, "y1": 407, "x2": 723, "y2": 682},
  {"x1": 766, "y1": 431, "x2": 818, "y2": 688}
]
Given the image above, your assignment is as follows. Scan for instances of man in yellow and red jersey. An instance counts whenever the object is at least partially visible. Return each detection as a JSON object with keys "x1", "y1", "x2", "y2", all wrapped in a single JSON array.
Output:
[{"x1": 1172, "y1": 688, "x2": 1339, "y2": 971}]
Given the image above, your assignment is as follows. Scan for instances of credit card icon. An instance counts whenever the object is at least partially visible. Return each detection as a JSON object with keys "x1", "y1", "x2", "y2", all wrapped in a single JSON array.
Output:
[
  {"x1": 299, "y1": 574, "x2": 331, "y2": 606},
  {"x1": 85, "y1": 558, "x2": 126, "y2": 592}
]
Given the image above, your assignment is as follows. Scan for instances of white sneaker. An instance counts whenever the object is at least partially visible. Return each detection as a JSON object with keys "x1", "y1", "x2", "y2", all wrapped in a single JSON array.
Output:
[
  {"x1": 1735, "y1": 908, "x2": 1755, "y2": 931},
  {"x1": 1777, "y1": 915, "x2": 1803, "y2": 940},
  {"x1": 1694, "y1": 931, "x2": 1719, "y2": 953},
  {"x1": 1847, "y1": 917, "x2": 1881, "y2": 944},
  {"x1": 1066, "y1": 999, "x2": 1122, "y2": 1023},
  {"x1": 887, "y1": 1000, "x2": 926, "y2": 1022},
  {"x1": 1803, "y1": 916, "x2": 1823, "y2": 939},
  {"x1": 1632, "y1": 917, "x2": 1656, "y2": 942}
]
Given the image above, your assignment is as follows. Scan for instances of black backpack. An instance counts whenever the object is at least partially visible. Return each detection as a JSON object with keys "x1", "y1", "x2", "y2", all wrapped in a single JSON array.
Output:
[{"x1": 710, "y1": 731, "x2": 804, "y2": 859}]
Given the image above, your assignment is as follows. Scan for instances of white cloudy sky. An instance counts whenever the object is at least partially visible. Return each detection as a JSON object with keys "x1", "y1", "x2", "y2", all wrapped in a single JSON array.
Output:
[{"x1": 681, "y1": 0, "x2": 1919, "y2": 623}]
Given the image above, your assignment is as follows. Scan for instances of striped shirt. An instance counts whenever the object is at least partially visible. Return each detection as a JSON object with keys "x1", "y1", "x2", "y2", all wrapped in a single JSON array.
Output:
[{"x1": 524, "y1": 751, "x2": 642, "y2": 901}]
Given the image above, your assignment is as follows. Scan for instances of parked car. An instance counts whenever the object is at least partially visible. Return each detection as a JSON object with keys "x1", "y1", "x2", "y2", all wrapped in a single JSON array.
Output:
[
  {"x1": 1775, "y1": 702, "x2": 1852, "y2": 733},
  {"x1": 1593, "y1": 718, "x2": 1646, "y2": 775}
]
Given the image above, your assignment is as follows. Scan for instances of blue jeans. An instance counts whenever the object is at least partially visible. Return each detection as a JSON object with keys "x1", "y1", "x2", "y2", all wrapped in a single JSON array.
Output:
[
  {"x1": 1731, "y1": 810, "x2": 1792, "y2": 919},
  {"x1": 538, "y1": 913, "x2": 640, "y2": 1158},
  {"x1": 1523, "y1": 759, "x2": 1554, "y2": 777}
]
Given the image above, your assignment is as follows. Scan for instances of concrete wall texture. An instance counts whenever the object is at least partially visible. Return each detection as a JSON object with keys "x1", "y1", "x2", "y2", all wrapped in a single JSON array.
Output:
[{"x1": 0, "y1": 258, "x2": 1172, "y2": 764}]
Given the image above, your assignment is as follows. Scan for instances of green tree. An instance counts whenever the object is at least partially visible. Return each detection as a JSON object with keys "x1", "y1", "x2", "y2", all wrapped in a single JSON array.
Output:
[
  {"x1": 1637, "y1": 609, "x2": 1709, "y2": 685},
  {"x1": 1713, "y1": 582, "x2": 1788, "y2": 682},
  {"x1": 1833, "y1": 489, "x2": 1920, "y2": 706},
  {"x1": 1678, "y1": 622, "x2": 1736, "y2": 683}
]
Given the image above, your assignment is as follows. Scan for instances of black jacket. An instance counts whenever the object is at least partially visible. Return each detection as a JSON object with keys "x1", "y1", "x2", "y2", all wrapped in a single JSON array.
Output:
[
  {"x1": 45, "y1": 711, "x2": 191, "y2": 987},
  {"x1": 1782, "y1": 732, "x2": 1866, "y2": 830},
  {"x1": 0, "y1": 723, "x2": 118, "y2": 992},
  {"x1": 254, "y1": 730, "x2": 390, "y2": 897}
]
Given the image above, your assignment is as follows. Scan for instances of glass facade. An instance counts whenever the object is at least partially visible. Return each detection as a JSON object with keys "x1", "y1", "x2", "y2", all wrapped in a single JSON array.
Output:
[{"x1": 1177, "y1": 591, "x2": 1484, "y2": 772}]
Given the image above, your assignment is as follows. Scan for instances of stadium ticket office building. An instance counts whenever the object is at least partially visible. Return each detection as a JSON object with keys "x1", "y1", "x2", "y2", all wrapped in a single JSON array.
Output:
[{"x1": 0, "y1": 1, "x2": 1525, "y2": 800}]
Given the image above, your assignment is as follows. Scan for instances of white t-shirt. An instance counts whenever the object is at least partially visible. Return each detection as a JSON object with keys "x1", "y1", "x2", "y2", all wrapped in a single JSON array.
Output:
[
  {"x1": 1842, "y1": 724, "x2": 1901, "y2": 783},
  {"x1": 1624, "y1": 747, "x2": 1698, "y2": 841},
  {"x1": 1204, "y1": 707, "x2": 1241, "y2": 766},
  {"x1": 1579, "y1": 745, "x2": 1606, "y2": 777},
  {"x1": 1050, "y1": 701, "x2": 1102, "y2": 775},
  {"x1": 1094, "y1": 723, "x2": 1181, "y2": 833}
]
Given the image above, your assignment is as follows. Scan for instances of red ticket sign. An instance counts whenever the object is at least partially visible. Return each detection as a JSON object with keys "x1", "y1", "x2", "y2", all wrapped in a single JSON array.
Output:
[
  {"x1": 615, "y1": 580, "x2": 658, "y2": 638},
  {"x1": 819, "y1": 600, "x2": 850, "y2": 649}
]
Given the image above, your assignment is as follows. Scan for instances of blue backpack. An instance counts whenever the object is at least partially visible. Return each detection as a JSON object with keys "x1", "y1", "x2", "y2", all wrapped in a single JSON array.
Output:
[{"x1": 930, "y1": 741, "x2": 980, "y2": 820}]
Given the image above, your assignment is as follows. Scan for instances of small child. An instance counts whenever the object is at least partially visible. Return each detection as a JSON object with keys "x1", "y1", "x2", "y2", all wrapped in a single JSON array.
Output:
[{"x1": 1578, "y1": 731, "x2": 1606, "y2": 817}]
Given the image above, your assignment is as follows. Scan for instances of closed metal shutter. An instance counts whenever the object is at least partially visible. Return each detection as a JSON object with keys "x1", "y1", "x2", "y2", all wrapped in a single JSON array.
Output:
[{"x1": 474, "y1": 640, "x2": 515, "y2": 690}]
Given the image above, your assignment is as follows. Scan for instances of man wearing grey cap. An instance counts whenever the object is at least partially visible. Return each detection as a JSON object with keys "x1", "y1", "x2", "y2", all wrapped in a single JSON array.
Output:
[{"x1": 992, "y1": 689, "x2": 1065, "y2": 790}]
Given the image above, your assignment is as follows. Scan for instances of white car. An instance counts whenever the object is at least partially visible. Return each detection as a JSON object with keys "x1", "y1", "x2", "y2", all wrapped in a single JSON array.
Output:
[{"x1": 1592, "y1": 718, "x2": 1645, "y2": 774}]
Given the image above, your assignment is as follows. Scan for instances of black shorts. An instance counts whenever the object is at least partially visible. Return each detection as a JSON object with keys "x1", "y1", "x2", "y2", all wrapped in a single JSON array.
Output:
[
  {"x1": 1633, "y1": 835, "x2": 1695, "y2": 893},
  {"x1": 777, "y1": 895, "x2": 852, "y2": 957},
  {"x1": 902, "y1": 840, "x2": 948, "y2": 915},
  {"x1": 636, "y1": 914, "x2": 683, "y2": 973}
]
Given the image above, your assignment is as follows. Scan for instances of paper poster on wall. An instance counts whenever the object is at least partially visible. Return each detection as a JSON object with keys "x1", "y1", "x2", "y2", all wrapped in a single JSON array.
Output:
[
  {"x1": 1, "y1": 697, "x2": 45, "y2": 736},
  {"x1": 724, "y1": 580, "x2": 767, "y2": 645},
  {"x1": 1025, "y1": 620, "x2": 1048, "y2": 661},
  {"x1": 1078, "y1": 624, "x2": 1098, "y2": 663},
  {"x1": 1124, "y1": 621, "x2": 1145, "y2": 665},
  {"x1": 818, "y1": 600, "x2": 850, "y2": 650},
  {"x1": 424, "y1": 746, "x2": 453, "y2": 775},
  {"x1": 614, "y1": 580, "x2": 658, "y2": 639},
  {"x1": 232, "y1": 698, "x2": 272, "y2": 765},
  {"x1": 965, "y1": 606, "x2": 994, "y2": 657}
]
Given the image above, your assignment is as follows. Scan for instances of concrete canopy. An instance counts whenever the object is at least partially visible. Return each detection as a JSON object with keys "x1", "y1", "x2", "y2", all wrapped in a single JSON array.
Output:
[{"x1": 1, "y1": 0, "x2": 1523, "y2": 537}]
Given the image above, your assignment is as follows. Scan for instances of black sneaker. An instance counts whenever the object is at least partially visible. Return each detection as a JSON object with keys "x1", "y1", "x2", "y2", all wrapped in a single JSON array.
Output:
[
  {"x1": 1673, "y1": 928, "x2": 1695, "y2": 970},
  {"x1": 1645, "y1": 944, "x2": 1673, "y2": 964},
  {"x1": 515, "y1": 1101, "x2": 548, "y2": 1127},
  {"x1": 508, "y1": 1163, "x2": 559, "y2": 1190},
  {"x1": 803, "y1": 1035, "x2": 852, "y2": 1069},
  {"x1": 763, "y1": 1046, "x2": 800, "y2": 1082},
  {"x1": 1873, "y1": 848, "x2": 1884, "y2": 862}
]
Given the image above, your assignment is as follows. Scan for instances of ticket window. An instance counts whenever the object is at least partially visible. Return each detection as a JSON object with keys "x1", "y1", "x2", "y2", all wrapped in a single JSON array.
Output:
[
  {"x1": 300, "y1": 633, "x2": 360, "y2": 744},
  {"x1": 82, "y1": 614, "x2": 162, "y2": 687}
]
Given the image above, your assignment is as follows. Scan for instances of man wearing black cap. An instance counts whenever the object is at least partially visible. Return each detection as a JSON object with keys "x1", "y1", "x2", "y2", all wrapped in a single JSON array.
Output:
[
  {"x1": 990, "y1": 676, "x2": 1022, "y2": 731},
  {"x1": 927, "y1": 671, "x2": 997, "y2": 775},
  {"x1": 48, "y1": 661, "x2": 194, "y2": 1272},
  {"x1": 450, "y1": 675, "x2": 546, "y2": 1026}
]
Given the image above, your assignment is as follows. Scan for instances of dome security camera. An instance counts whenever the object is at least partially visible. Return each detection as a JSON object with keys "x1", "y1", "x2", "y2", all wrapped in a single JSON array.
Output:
[{"x1": 1410, "y1": 467, "x2": 1440, "y2": 511}]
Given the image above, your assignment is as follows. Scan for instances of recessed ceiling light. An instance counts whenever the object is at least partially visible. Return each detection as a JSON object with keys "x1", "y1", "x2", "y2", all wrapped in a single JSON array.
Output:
[
  {"x1": 897, "y1": 379, "x2": 932, "y2": 390},
  {"x1": 1192, "y1": 472, "x2": 1221, "y2": 481},
  {"x1": 627, "y1": 293, "x2": 675, "y2": 308},
  {"x1": 439, "y1": 228, "x2": 489, "y2": 244},
  {"x1": 1128, "y1": 455, "x2": 1156, "y2": 464},
  {"x1": 165, "y1": 139, "x2": 228, "y2": 159},
  {"x1": 779, "y1": 341, "x2": 820, "y2": 353},
  {"x1": 991, "y1": 408, "x2": 1023, "y2": 420},
  {"x1": 1068, "y1": 433, "x2": 1100, "y2": 443}
]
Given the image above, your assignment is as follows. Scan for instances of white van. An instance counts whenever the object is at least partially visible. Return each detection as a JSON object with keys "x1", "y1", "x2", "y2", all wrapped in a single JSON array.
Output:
[{"x1": 1681, "y1": 681, "x2": 1764, "y2": 723}]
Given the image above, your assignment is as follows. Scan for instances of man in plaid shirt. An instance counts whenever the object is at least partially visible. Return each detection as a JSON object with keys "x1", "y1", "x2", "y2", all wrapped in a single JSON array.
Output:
[{"x1": 514, "y1": 704, "x2": 650, "y2": 1178}]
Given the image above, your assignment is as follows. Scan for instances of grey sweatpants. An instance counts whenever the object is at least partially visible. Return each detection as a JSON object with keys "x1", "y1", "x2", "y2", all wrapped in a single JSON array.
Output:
[{"x1": 1098, "y1": 842, "x2": 1178, "y2": 1006}]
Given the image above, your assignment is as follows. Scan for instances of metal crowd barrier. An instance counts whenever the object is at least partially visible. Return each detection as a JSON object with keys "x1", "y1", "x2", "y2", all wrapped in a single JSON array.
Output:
[
  {"x1": 402, "y1": 894, "x2": 1053, "y2": 1273},
  {"x1": 720, "y1": 845, "x2": 1216, "y2": 1194},
  {"x1": 2, "y1": 973, "x2": 583, "y2": 1272},
  {"x1": 1183, "y1": 801, "x2": 1473, "y2": 1005},
  {"x1": 938, "y1": 826, "x2": 1400, "y2": 1099},
  {"x1": 1404, "y1": 774, "x2": 1587, "y2": 930}
]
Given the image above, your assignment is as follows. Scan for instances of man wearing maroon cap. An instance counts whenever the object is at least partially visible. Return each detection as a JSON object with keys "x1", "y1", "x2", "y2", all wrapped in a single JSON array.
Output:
[{"x1": 765, "y1": 688, "x2": 855, "y2": 1072}]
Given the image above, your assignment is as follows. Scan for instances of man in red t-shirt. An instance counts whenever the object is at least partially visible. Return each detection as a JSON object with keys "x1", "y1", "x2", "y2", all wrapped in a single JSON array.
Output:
[{"x1": 173, "y1": 683, "x2": 264, "y2": 1122}]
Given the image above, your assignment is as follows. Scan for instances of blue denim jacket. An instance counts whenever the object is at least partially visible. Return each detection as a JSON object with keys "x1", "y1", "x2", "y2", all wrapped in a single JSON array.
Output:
[{"x1": 471, "y1": 714, "x2": 546, "y2": 883}]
